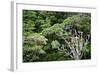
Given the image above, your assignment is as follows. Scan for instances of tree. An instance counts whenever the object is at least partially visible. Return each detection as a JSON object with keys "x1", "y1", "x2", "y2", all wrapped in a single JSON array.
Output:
[
  {"x1": 23, "y1": 33, "x2": 48, "y2": 62},
  {"x1": 23, "y1": 10, "x2": 91, "y2": 62}
]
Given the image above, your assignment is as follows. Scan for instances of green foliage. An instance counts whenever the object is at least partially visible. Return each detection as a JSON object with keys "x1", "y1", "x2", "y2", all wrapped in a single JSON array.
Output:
[
  {"x1": 23, "y1": 10, "x2": 91, "y2": 62},
  {"x1": 62, "y1": 14, "x2": 91, "y2": 33},
  {"x1": 51, "y1": 40, "x2": 60, "y2": 49},
  {"x1": 41, "y1": 23, "x2": 63, "y2": 36},
  {"x1": 27, "y1": 33, "x2": 48, "y2": 45},
  {"x1": 82, "y1": 43, "x2": 91, "y2": 59}
]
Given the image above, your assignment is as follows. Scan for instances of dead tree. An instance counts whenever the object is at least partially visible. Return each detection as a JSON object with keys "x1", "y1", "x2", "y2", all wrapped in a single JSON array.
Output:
[{"x1": 57, "y1": 29, "x2": 90, "y2": 60}]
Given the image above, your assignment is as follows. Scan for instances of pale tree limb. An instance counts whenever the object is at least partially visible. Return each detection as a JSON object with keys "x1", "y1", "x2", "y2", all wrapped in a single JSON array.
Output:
[{"x1": 57, "y1": 29, "x2": 90, "y2": 60}]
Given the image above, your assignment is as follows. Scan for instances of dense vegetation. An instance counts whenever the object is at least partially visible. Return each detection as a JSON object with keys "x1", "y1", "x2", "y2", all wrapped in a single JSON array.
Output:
[{"x1": 23, "y1": 10, "x2": 91, "y2": 62}]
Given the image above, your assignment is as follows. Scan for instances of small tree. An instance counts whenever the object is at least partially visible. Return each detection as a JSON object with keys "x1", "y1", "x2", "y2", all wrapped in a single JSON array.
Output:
[{"x1": 23, "y1": 33, "x2": 48, "y2": 62}]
